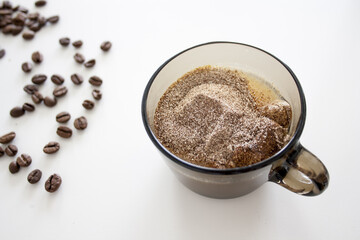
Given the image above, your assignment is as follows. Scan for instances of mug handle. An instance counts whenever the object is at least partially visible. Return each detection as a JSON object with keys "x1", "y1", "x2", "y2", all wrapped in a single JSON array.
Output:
[{"x1": 268, "y1": 143, "x2": 329, "y2": 196}]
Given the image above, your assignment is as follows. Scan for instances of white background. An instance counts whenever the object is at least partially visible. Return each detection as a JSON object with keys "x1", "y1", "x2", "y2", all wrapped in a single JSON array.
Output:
[{"x1": 1, "y1": 0, "x2": 359, "y2": 239}]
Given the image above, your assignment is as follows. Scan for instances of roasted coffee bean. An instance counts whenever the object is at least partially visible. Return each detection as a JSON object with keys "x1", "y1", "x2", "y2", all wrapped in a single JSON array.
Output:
[
  {"x1": 31, "y1": 74, "x2": 47, "y2": 84},
  {"x1": 13, "y1": 12, "x2": 26, "y2": 26},
  {"x1": 2, "y1": 1, "x2": 13, "y2": 9},
  {"x1": 1, "y1": 24, "x2": 13, "y2": 34},
  {"x1": 56, "y1": 111, "x2": 71, "y2": 123},
  {"x1": 11, "y1": 25, "x2": 23, "y2": 35},
  {"x1": 21, "y1": 62, "x2": 32, "y2": 73},
  {"x1": 16, "y1": 6, "x2": 29, "y2": 14},
  {"x1": 84, "y1": 59, "x2": 96, "y2": 68},
  {"x1": 22, "y1": 102, "x2": 35, "y2": 112},
  {"x1": 43, "y1": 141, "x2": 60, "y2": 154},
  {"x1": 0, "y1": 131, "x2": 16, "y2": 144},
  {"x1": 9, "y1": 161, "x2": 20, "y2": 174},
  {"x1": 82, "y1": 100, "x2": 94, "y2": 110},
  {"x1": 47, "y1": 15, "x2": 59, "y2": 24},
  {"x1": 51, "y1": 74, "x2": 64, "y2": 85},
  {"x1": 27, "y1": 169, "x2": 42, "y2": 184},
  {"x1": 89, "y1": 76, "x2": 102, "y2": 86},
  {"x1": 70, "y1": 73, "x2": 83, "y2": 85},
  {"x1": 0, "y1": 49, "x2": 5, "y2": 59},
  {"x1": 5, "y1": 144, "x2": 18, "y2": 156},
  {"x1": 92, "y1": 89, "x2": 102, "y2": 100},
  {"x1": 10, "y1": 106, "x2": 25, "y2": 118},
  {"x1": 0, "y1": 146, "x2": 4, "y2": 157},
  {"x1": 22, "y1": 31, "x2": 35, "y2": 40},
  {"x1": 27, "y1": 12, "x2": 39, "y2": 20},
  {"x1": 56, "y1": 126, "x2": 72, "y2": 138},
  {"x1": 31, "y1": 51, "x2": 43, "y2": 63},
  {"x1": 45, "y1": 174, "x2": 62, "y2": 192},
  {"x1": 0, "y1": 9, "x2": 12, "y2": 15},
  {"x1": 44, "y1": 96, "x2": 57, "y2": 107},
  {"x1": 38, "y1": 16, "x2": 47, "y2": 26},
  {"x1": 35, "y1": 0, "x2": 47, "y2": 7},
  {"x1": 29, "y1": 22, "x2": 41, "y2": 32},
  {"x1": 72, "y1": 40, "x2": 82, "y2": 48},
  {"x1": 23, "y1": 84, "x2": 39, "y2": 94},
  {"x1": 16, "y1": 153, "x2": 32, "y2": 167},
  {"x1": 74, "y1": 116, "x2": 87, "y2": 130},
  {"x1": 73, "y1": 53, "x2": 85, "y2": 63},
  {"x1": 31, "y1": 91, "x2": 43, "y2": 104},
  {"x1": 59, "y1": 37, "x2": 70, "y2": 46},
  {"x1": 100, "y1": 41, "x2": 112, "y2": 51},
  {"x1": 53, "y1": 86, "x2": 68, "y2": 97}
]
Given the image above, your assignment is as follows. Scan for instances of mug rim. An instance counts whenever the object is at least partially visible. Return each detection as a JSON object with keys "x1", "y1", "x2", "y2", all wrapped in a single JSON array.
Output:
[{"x1": 141, "y1": 41, "x2": 306, "y2": 175}]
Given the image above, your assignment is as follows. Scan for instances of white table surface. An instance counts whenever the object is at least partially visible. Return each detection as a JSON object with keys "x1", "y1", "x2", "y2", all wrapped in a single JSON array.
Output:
[{"x1": 1, "y1": 0, "x2": 359, "y2": 239}]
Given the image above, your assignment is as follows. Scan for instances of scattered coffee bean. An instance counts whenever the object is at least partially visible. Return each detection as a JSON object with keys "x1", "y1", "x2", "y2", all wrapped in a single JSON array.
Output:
[
  {"x1": 31, "y1": 91, "x2": 43, "y2": 104},
  {"x1": 59, "y1": 37, "x2": 70, "y2": 46},
  {"x1": 0, "y1": 48, "x2": 5, "y2": 59},
  {"x1": 38, "y1": 16, "x2": 46, "y2": 26},
  {"x1": 22, "y1": 102, "x2": 35, "y2": 112},
  {"x1": 0, "y1": 146, "x2": 4, "y2": 157},
  {"x1": 74, "y1": 53, "x2": 85, "y2": 63},
  {"x1": 11, "y1": 25, "x2": 23, "y2": 35},
  {"x1": 22, "y1": 30, "x2": 35, "y2": 40},
  {"x1": 5, "y1": 144, "x2": 18, "y2": 156},
  {"x1": 16, "y1": 153, "x2": 32, "y2": 167},
  {"x1": 44, "y1": 96, "x2": 57, "y2": 107},
  {"x1": 56, "y1": 126, "x2": 72, "y2": 138},
  {"x1": 84, "y1": 59, "x2": 95, "y2": 68},
  {"x1": 47, "y1": 15, "x2": 59, "y2": 24},
  {"x1": 29, "y1": 22, "x2": 41, "y2": 32},
  {"x1": 82, "y1": 100, "x2": 94, "y2": 110},
  {"x1": 31, "y1": 51, "x2": 43, "y2": 63},
  {"x1": 89, "y1": 76, "x2": 102, "y2": 86},
  {"x1": 35, "y1": 0, "x2": 46, "y2": 7},
  {"x1": 9, "y1": 161, "x2": 20, "y2": 174},
  {"x1": 72, "y1": 40, "x2": 82, "y2": 48},
  {"x1": 16, "y1": 6, "x2": 29, "y2": 14},
  {"x1": 2, "y1": 1, "x2": 12, "y2": 9},
  {"x1": 10, "y1": 106, "x2": 25, "y2": 117},
  {"x1": 92, "y1": 89, "x2": 102, "y2": 100},
  {"x1": 2, "y1": 24, "x2": 13, "y2": 34},
  {"x1": 27, "y1": 169, "x2": 42, "y2": 184},
  {"x1": 45, "y1": 174, "x2": 62, "y2": 192},
  {"x1": 51, "y1": 74, "x2": 65, "y2": 85},
  {"x1": 53, "y1": 85, "x2": 68, "y2": 97},
  {"x1": 23, "y1": 84, "x2": 39, "y2": 94},
  {"x1": 56, "y1": 111, "x2": 71, "y2": 123},
  {"x1": 100, "y1": 41, "x2": 112, "y2": 51},
  {"x1": 70, "y1": 73, "x2": 83, "y2": 85},
  {"x1": 31, "y1": 74, "x2": 47, "y2": 84},
  {"x1": 0, "y1": 131, "x2": 16, "y2": 144},
  {"x1": 27, "y1": 12, "x2": 39, "y2": 20},
  {"x1": 43, "y1": 141, "x2": 60, "y2": 154},
  {"x1": 13, "y1": 12, "x2": 26, "y2": 26},
  {"x1": 21, "y1": 62, "x2": 32, "y2": 73},
  {"x1": 74, "y1": 116, "x2": 87, "y2": 130}
]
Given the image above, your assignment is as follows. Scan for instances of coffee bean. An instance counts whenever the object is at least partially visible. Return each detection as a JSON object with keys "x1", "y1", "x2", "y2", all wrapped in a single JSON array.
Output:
[
  {"x1": 82, "y1": 100, "x2": 94, "y2": 110},
  {"x1": 31, "y1": 51, "x2": 43, "y2": 64},
  {"x1": 43, "y1": 141, "x2": 60, "y2": 154},
  {"x1": 27, "y1": 169, "x2": 42, "y2": 184},
  {"x1": 0, "y1": 9, "x2": 12, "y2": 15},
  {"x1": 59, "y1": 37, "x2": 70, "y2": 46},
  {"x1": 89, "y1": 76, "x2": 102, "y2": 86},
  {"x1": 31, "y1": 74, "x2": 47, "y2": 84},
  {"x1": 38, "y1": 16, "x2": 47, "y2": 26},
  {"x1": 74, "y1": 53, "x2": 85, "y2": 63},
  {"x1": 9, "y1": 161, "x2": 20, "y2": 174},
  {"x1": 84, "y1": 59, "x2": 96, "y2": 68},
  {"x1": 13, "y1": 12, "x2": 26, "y2": 26},
  {"x1": 51, "y1": 74, "x2": 65, "y2": 85},
  {"x1": 31, "y1": 91, "x2": 44, "y2": 104},
  {"x1": 11, "y1": 25, "x2": 23, "y2": 35},
  {"x1": 16, "y1": 154, "x2": 32, "y2": 167},
  {"x1": 10, "y1": 106, "x2": 25, "y2": 117},
  {"x1": 0, "y1": 146, "x2": 4, "y2": 157},
  {"x1": 0, "y1": 131, "x2": 16, "y2": 144},
  {"x1": 70, "y1": 73, "x2": 83, "y2": 85},
  {"x1": 35, "y1": 1, "x2": 46, "y2": 7},
  {"x1": 22, "y1": 102, "x2": 35, "y2": 112},
  {"x1": 17, "y1": 6, "x2": 29, "y2": 14},
  {"x1": 74, "y1": 116, "x2": 87, "y2": 130},
  {"x1": 21, "y1": 62, "x2": 32, "y2": 73},
  {"x1": 5, "y1": 144, "x2": 18, "y2": 156},
  {"x1": 92, "y1": 89, "x2": 102, "y2": 100},
  {"x1": 0, "y1": 49, "x2": 5, "y2": 59},
  {"x1": 22, "y1": 31, "x2": 35, "y2": 40},
  {"x1": 100, "y1": 41, "x2": 112, "y2": 51},
  {"x1": 56, "y1": 126, "x2": 72, "y2": 138},
  {"x1": 23, "y1": 84, "x2": 39, "y2": 94},
  {"x1": 29, "y1": 22, "x2": 41, "y2": 32},
  {"x1": 53, "y1": 86, "x2": 68, "y2": 97},
  {"x1": 44, "y1": 96, "x2": 57, "y2": 107},
  {"x1": 2, "y1": 1, "x2": 13, "y2": 9},
  {"x1": 72, "y1": 40, "x2": 82, "y2": 48},
  {"x1": 56, "y1": 111, "x2": 71, "y2": 123},
  {"x1": 27, "y1": 12, "x2": 39, "y2": 20},
  {"x1": 47, "y1": 15, "x2": 59, "y2": 24},
  {"x1": 45, "y1": 174, "x2": 62, "y2": 192},
  {"x1": 2, "y1": 24, "x2": 13, "y2": 34}
]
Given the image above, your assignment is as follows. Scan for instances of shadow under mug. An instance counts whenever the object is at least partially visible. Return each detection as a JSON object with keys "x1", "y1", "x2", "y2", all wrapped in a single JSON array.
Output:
[{"x1": 142, "y1": 42, "x2": 329, "y2": 199}]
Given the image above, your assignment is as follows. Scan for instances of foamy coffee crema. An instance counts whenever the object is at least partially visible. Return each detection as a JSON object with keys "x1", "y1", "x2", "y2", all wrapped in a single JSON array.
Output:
[{"x1": 154, "y1": 66, "x2": 292, "y2": 169}]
